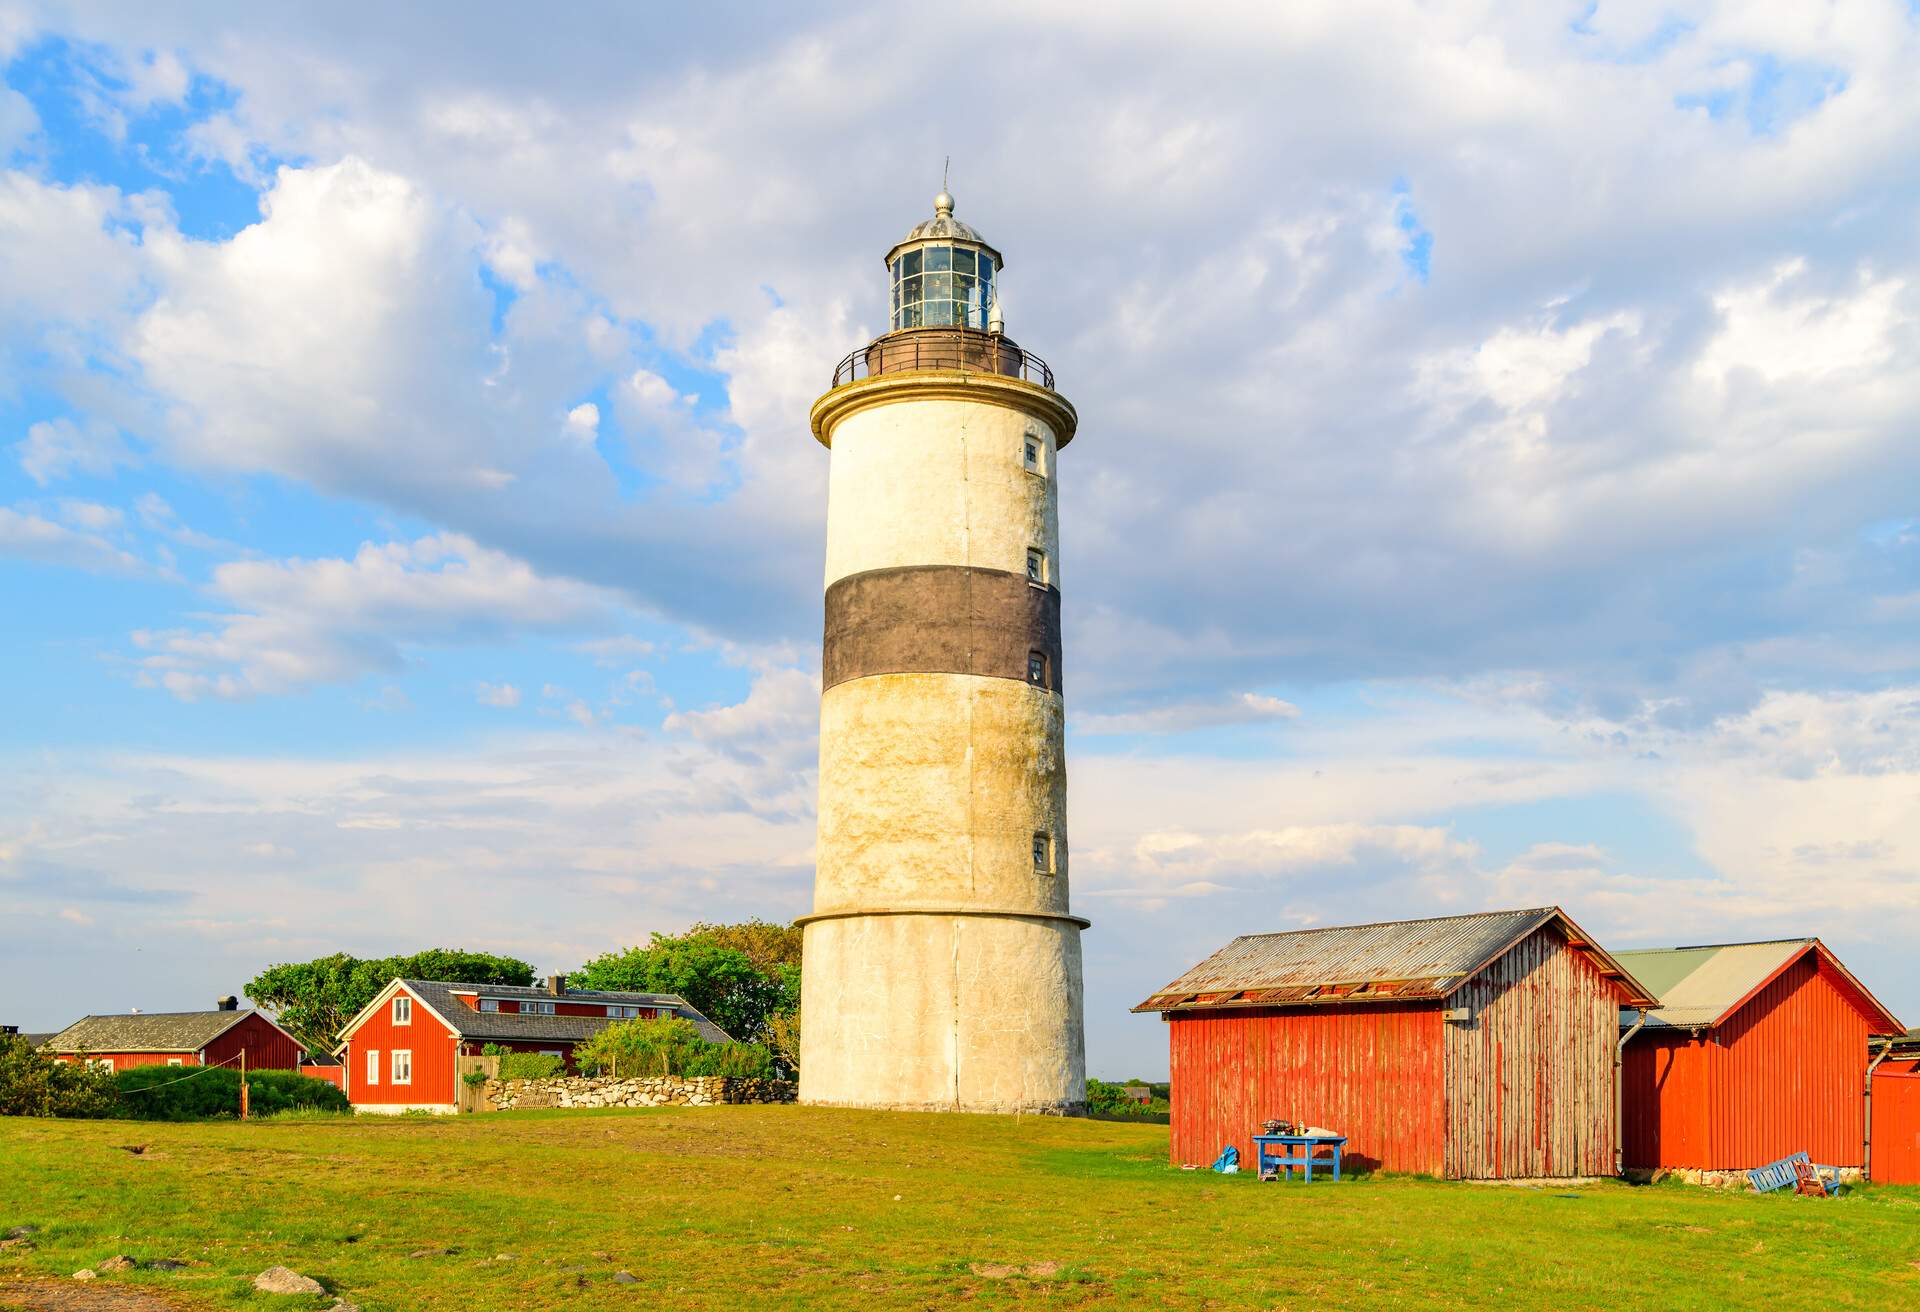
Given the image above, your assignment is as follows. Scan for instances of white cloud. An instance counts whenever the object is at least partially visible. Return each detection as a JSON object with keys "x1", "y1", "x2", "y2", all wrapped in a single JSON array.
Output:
[
  {"x1": 476, "y1": 681, "x2": 521, "y2": 708},
  {"x1": 0, "y1": 506, "x2": 145, "y2": 575},
  {"x1": 1078, "y1": 691, "x2": 1300, "y2": 736},
  {"x1": 14, "y1": 417, "x2": 134, "y2": 486},
  {"x1": 135, "y1": 533, "x2": 619, "y2": 700}
]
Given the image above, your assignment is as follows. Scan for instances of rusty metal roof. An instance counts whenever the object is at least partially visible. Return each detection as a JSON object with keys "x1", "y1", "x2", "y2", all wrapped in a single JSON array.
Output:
[{"x1": 1133, "y1": 906, "x2": 1657, "y2": 1013}]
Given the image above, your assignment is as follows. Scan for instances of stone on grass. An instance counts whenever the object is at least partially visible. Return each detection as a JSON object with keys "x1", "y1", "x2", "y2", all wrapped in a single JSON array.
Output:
[
  {"x1": 408, "y1": 1247, "x2": 454, "y2": 1258},
  {"x1": 98, "y1": 1255, "x2": 138, "y2": 1271},
  {"x1": 613, "y1": 1270, "x2": 638, "y2": 1284},
  {"x1": 254, "y1": 1265, "x2": 326, "y2": 1295},
  {"x1": 146, "y1": 1258, "x2": 189, "y2": 1270},
  {"x1": 5, "y1": 1225, "x2": 37, "y2": 1239},
  {"x1": 72, "y1": 1269, "x2": 96, "y2": 1281}
]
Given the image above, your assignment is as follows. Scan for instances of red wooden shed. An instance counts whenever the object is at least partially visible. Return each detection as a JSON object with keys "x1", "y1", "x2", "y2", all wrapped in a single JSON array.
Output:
[
  {"x1": 1615, "y1": 939, "x2": 1904, "y2": 1173},
  {"x1": 1871, "y1": 1032, "x2": 1920, "y2": 1185},
  {"x1": 1135, "y1": 907, "x2": 1657, "y2": 1179},
  {"x1": 45, "y1": 998, "x2": 305, "y2": 1073}
]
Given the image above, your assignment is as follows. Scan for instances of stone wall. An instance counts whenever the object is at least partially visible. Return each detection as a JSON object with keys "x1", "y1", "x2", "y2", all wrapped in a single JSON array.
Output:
[
  {"x1": 1623, "y1": 1165, "x2": 1865, "y2": 1189},
  {"x1": 483, "y1": 1075, "x2": 795, "y2": 1111}
]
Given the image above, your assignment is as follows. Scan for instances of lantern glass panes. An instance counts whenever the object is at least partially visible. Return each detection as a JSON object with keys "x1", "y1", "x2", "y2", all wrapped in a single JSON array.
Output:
[{"x1": 891, "y1": 244, "x2": 998, "y2": 331}]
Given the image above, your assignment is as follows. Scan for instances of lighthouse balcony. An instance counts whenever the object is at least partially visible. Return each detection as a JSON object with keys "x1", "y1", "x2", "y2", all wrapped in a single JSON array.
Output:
[{"x1": 832, "y1": 327, "x2": 1055, "y2": 391}]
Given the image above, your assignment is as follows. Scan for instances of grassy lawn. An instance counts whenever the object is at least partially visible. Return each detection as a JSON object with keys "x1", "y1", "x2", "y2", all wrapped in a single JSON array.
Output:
[{"x1": 3, "y1": 1107, "x2": 1917, "y2": 1310}]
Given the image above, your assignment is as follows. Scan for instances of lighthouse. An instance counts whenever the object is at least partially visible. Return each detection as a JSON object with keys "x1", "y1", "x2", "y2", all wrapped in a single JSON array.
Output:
[{"x1": 797, "y1": 190, "x2": 1088, "y2": 1114}]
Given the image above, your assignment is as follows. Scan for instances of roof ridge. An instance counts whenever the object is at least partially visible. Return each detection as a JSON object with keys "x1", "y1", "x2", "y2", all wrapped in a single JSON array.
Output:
[
  {"x1": 1230, "y1": 907, "x2": 1554, "y2": 942},
  {"x1": 1617, "y1": 937, "x2": 1816, "y2": 954}
]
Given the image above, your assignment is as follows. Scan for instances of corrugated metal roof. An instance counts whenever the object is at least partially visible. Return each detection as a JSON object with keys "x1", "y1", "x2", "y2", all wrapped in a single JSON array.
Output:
[
  {"x1": 1133, "y1": 907, "x2": 1657, "y2": 1013},
  {"x1": 1616, "y1": 939, "x2": 1904, "y2": 1035},
  {"x1": 46, "y1": 1010, "x2": 259, "y2": 1054},
  {"x1": 1614, "y1": 942, "x2": 1807, "y2": 1030}
]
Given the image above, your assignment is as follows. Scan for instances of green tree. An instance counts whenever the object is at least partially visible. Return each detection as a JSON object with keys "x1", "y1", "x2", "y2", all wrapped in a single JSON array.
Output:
[
  {"x1": 245, "y1": 949, "x2": 535, "y2": 1053},
  {"x1": 573, "y1": 921, "x2": 800, "y2": 1044},
  {"x1": 0, "y1": 1034, "x2": 117, "y2": 1118}
]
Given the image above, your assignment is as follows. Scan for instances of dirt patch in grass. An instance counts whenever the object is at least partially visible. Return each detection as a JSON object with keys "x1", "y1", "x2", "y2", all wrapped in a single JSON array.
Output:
[
  {"x1": 0, "y1": 1281, "x2": 199, "y2": 1310},
  {"x1": 970, "y1": 1260, "x2": 1063, "y2": 1280}
]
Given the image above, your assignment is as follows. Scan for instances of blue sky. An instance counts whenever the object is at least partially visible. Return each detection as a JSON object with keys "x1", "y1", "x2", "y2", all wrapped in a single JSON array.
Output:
[{"x1": 3, "y1": 3, "x2": 1919, "y2": 1077}]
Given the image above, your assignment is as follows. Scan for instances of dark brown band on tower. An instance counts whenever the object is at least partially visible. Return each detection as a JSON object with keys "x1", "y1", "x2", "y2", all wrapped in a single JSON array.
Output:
[{"x1": 824, "y1": 565, "x2": 1062, "y2": 693}]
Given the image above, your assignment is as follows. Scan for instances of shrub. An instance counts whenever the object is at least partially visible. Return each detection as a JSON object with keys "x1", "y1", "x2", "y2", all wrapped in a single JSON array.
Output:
[
  {"x1": 114, "y1": 1066, "x2": 350, "y2": 1121},
  {"x1": 572, "y1": 1017, "x2": 778, "y2": 1079},
  {"x1": 495, "y1": 1052, "x2": 566, "y2": 1080},
  {"x1": 0, "y1": 1035, "x2": 117, "y2": 1118}
]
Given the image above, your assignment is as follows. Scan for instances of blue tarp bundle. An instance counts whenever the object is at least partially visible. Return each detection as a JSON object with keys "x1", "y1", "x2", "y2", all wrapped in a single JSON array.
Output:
[{"x1": 1211, "y1": 1144, "x2": 1240, "y2": 1174}]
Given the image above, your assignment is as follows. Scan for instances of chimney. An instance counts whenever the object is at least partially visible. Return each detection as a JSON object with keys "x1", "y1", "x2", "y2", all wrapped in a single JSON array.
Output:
[
  {"x1": 546, "y1": 974, "x2": 566, "y2": 997},
  {"x1": 217, "y1": 995, "x2": 239, "y2": 1012}
]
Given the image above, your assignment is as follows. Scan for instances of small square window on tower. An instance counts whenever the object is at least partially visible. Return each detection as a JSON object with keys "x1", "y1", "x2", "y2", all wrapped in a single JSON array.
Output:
[
  {"x1": 1027, "y1": 651, "x2": 1049, "y2": 687},
  {"x1": 1032, "y1": 832, "x2": 1054, "y2": 873},
  {"x1": 1026, "y1": 548, "x2": 1047, "y2": 586},
  {"x1": 1024, "y1": 433, "x2": 1043, "y2": 474}
]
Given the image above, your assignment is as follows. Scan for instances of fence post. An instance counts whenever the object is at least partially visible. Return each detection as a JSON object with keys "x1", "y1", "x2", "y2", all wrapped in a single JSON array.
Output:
[{"x1": 239, "y1": 1049, "x2": 248, "y2": 1121}]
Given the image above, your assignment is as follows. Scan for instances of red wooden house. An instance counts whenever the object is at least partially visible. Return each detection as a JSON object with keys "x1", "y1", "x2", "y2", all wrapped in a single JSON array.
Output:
[
  {"x1": 46, "y1": 996, "x2": 305, "y2": 1072},
  {"x1": 1135, "y1": 907, "x2": 1658, "y2": 1179},
  {"x1": 333, "y1": 975, "x2": 733, "y2": 1113},
  {"x1": 1871, "y1": 1030, "x2": 1920, "y2": 1184},
  {"x1": 1615, "y1": 939, "x2": 1904, "y2": 1173}
]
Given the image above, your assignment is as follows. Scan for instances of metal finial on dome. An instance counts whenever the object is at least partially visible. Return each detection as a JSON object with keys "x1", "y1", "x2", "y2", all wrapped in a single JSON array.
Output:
[{"x1": 934, "y1": 189, "x2": 954, "y2": 217}]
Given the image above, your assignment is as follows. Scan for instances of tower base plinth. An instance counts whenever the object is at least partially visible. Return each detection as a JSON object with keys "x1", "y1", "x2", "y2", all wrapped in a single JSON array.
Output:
[{"x1": 797, "y1": 909, "x2": 1087, "y2": 1115}]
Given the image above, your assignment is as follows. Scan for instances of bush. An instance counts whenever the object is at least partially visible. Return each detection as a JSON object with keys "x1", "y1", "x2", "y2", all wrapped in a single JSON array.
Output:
[
  {"x1": 495, "y1": 1052, "x2": 566, "y2": 1080},
  {"x1": 113, "y1": 1066, "x2": 350, "y2": 1121},
  {"x1": 0, "y1": 1035, "x2": 117, "y2": 1118},
  {"x1": 572, "y1": 1017, "x2": 778, "y2": 1079}
]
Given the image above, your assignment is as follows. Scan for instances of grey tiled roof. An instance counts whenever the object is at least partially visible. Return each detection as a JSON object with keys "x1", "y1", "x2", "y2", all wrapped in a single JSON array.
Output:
[
  {"x1": 400, "y1": 980, "x2": 734, "y2": 1046},
  {"x1": 46, "y1": 1010, "x2": 259, "y2": 1054}
]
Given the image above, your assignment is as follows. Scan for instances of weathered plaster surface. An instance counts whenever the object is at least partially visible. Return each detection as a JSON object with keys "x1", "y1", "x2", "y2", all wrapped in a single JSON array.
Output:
[
  {"x1": 823, "y1": 395, "x2": 1058, "y2": 588},
  {"x1": 815, "y1": 673, "x2": 1066, "y2": 916},
  {"x1": 798, "y1": 911, "x2": 1086, "y2": 1113}
]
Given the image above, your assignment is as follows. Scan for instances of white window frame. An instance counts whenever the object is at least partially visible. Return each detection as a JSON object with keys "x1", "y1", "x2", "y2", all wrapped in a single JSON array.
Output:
[
  {"x1": 1026, "y1": 548, "x2": 1048, "y2": 587},
  {"x1": 390, "y1": 1049, "x2": 412, "y2": 1085},
  {"x1": 366, "y1": 1048, "x2": 381, "y2": 1086},
  {"x1": 1033, "y1": 831, "x2": 1054, "y2": 874},
  {"x1": 478, "y1": 998, "x2": 500, "y2": 1012},
  {"x1": 392, "y1": 995, "x2": 412, "y2": 1025},
  {"x1": 521, "y1": 1000, "x2": 555, "y2": 1016},
  {"x1": 87, "y1": 1058, "x2": 113, "y2": 1072},
  {"x1": 1023, "y1": 433, "x2": 1045, "y2": 476},
  {"x1": 166, "y1": 1058, "x2": 184, "y2": 1067}
]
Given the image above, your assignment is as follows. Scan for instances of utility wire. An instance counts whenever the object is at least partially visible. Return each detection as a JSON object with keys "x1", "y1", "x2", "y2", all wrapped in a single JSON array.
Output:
[{"x1": 109, "y1": 1052, "x2": 243, "y2": 1092}]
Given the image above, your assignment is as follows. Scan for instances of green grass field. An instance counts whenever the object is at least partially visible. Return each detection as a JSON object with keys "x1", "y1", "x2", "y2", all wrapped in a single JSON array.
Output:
[{"x1": 2, "y1": 1107, "x2": 1916, "y2": 1310}]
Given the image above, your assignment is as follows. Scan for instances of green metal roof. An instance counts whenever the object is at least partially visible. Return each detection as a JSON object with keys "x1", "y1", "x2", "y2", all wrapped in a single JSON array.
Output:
[{"x1": 1615, "y1": 939, "x2": 1904, "y2": 1035}]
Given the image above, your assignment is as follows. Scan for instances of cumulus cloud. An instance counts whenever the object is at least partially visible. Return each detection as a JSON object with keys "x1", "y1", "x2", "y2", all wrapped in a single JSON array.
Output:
[
  {"x1": 0, "y1": 505, "x2": 145, "y2": 575},
  {"x1": 135, "y1": 533, "x2": 620, "y2": 699},
  {"x1": 475, "y1": 681, "x2": 521, "y2": 708}
]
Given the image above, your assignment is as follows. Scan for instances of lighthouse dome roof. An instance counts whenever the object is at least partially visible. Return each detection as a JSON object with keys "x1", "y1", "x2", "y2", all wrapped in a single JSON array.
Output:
[{"x1": 886, "y1": 191, "x2": 1004, "y2": 270}]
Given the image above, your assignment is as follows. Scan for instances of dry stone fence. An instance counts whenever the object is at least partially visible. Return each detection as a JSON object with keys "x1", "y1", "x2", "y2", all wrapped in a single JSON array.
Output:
[{"x1": 483, "y1": 1075, "x2": 796, "y2": 1111}]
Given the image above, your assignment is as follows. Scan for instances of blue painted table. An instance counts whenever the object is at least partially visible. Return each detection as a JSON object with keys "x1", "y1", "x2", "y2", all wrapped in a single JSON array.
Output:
[{"x1": 1252, "y1": 1134, "x2": 1347, "y2": 1182}]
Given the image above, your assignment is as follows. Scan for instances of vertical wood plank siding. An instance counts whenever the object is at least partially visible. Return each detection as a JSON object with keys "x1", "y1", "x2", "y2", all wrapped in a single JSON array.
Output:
[
  {"x1": 1872, "y1": 1063, "x2": 1920, "y2": 1184},
  {"x1": 1167, "y1": 1004, "x2": 1447, "y2": 1175},
  {"x1": 343, "y1": 987, "x2": 459, "y2": 1107},
  {"x1": 1621, "y1": 954, "x2": 1873, "y2": 1169},
  {"x1": 202, "y1": 1013, "x2": 304, "y2": 1071},
  {"x1": 1444, "y1": 925, "x2": 1620, "y2": 1179}
]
